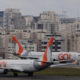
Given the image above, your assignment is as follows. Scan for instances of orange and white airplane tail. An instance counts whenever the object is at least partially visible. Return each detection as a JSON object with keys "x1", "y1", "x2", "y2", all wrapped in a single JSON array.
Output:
[
  {"x1": 12, "y1": 36, "x2": 27, "y2": 56},
  {"x1": 38, "y1": 37, "x2": 54, "y2": 66}
]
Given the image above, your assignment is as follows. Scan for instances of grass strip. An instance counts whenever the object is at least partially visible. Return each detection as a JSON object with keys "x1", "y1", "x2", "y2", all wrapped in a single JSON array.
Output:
[{"x1": 35, "y1": 67, "x2": 80, "y2": 76}]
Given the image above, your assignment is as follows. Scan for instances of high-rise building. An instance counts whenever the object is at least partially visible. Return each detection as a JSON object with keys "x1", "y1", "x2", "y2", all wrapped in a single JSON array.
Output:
[
  {"x1": 34, "y1": 11, "x2": 60, "y2": 34},
  {"x1": 0, "y1": 11, "x2": 4, "y2": 27},
  {"x1": 59, "y1": 18, "x2": 80, "y2": 52},
  {"x1": 24, "y1": 16, "x2": 35, "y2": 29},
  {"x1": 0, "y1": 35, "x2": 8, "y2": 59},
  {"x1": 3, "y1": 8, "x2": 26, "y2": 30}
]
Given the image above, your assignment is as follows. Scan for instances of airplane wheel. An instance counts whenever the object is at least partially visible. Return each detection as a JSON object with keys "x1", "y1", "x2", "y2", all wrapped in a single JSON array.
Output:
[
  {"x1": 3, "y1": 70, "x2": 8, "y2": 74},
  {"x1": 28, "y1": 72, "x2": 33, "y2": 77},
  {"x1": 13, "y1": 73, "x2": 18, "y2": 77}
]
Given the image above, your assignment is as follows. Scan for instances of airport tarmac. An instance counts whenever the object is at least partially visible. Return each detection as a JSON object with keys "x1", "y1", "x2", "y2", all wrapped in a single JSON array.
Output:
[{"x1": 0, "y1": 74, "x2": 80, "y2": 80}]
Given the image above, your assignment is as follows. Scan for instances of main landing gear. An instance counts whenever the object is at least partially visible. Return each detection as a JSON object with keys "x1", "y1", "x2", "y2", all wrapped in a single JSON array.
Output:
[
  {"x1": 3, "y1": 69, "x2": 8, "y2": 74},
  {"x1": 28, "y1": 72, "x2": 33, "y2": 77},
  {"x1": 13, "y1": 73, "x2": 18, "y2": 77}
]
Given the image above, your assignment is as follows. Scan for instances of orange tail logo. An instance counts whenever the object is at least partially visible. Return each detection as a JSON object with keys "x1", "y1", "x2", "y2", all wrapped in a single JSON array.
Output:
[
  {"x1": 12, "y1": 36, "x2": 23, "y2": 56},
  {"x1": 41, "y1": 37, "x2": 54, "y2": 66}
]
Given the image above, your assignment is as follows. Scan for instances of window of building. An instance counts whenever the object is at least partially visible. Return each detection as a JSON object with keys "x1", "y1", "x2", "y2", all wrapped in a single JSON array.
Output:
[{"x1": 37, "y1": 24, "x2": 43, "y2": 29}]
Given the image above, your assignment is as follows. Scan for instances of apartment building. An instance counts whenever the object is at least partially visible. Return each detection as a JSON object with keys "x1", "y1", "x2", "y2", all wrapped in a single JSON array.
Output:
[
  {"x1": 59, "y1": 18, "x2": 80, "y2": 52},
  {"x1": 3, "y1": 8, "x2": 26, "y2": 30},
  {"x1": 34, "y1": 11, "x2": 60, "y2": 34},
  {"x1": 0, "y1": 11, "x2": 4, "y2": 27},
  {"x1": 40, "y1": 34, "x2": 65, "y2": 52}
]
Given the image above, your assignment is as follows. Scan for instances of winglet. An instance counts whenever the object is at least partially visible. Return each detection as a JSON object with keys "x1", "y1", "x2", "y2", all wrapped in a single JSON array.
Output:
[{"x1": 12, "y1": 36, "x2": 23, "y2": 56}]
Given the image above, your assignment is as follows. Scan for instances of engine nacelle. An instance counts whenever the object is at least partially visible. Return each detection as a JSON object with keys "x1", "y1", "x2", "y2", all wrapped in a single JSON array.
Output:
[
  {"x1": 0, "y1": 69, "x2": 8, "y2": 74},
  {"x1": 0, "y1": 69, "x2": 5, "y2": 73}
]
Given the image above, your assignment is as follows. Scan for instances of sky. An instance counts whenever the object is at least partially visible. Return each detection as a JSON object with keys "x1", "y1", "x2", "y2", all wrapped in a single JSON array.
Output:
[{"x1": 0, "y1": 0, "x2": 80, "y2": 17}]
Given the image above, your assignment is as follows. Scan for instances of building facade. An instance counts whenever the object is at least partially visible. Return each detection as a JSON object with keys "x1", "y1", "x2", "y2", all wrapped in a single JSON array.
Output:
[
  {"x1": 34, "y1": 11, "x2": 60, "y2": 34},
  {"x1": 40, "y1": 34, "x2": 65, "y2": 52},
  {"x1": 3, "y1": 8, "x2": 26, "y2": 30}
]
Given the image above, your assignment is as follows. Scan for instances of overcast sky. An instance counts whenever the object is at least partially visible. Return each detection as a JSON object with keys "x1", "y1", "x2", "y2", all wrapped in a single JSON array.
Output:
[{"x1": 0, "y1": 0, "x2": 80, "y2": 17}]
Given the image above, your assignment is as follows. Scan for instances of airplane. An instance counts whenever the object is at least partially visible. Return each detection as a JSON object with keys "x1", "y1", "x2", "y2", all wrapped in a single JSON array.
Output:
[
  {"x1": 0, "y1": 37, "x2": 65, "y2": 77},
  {"x1": 12, "y1": 36, "x2": 80, "y2": 64}
]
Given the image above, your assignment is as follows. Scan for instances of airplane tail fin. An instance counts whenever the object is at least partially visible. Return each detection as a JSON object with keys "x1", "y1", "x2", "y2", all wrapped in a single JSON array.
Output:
[
  {"x1": 40, "y1": 37, "x2": 54, "y2": 66},
  {"x1": 12, "y1": 36, "x2": 25, "y2": 56}
]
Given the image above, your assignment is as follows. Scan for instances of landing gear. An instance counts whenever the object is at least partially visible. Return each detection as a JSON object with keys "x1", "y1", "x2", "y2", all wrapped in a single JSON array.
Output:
[
  {"x1": 13, "y1": 73, "x2": 18, "y2": 77},
  {"x1": 3, "y1": 69, "x2": 8, "y2": 74},
  {"x1": 28, "y1": 72, "x2": 33, "y2": 77}
]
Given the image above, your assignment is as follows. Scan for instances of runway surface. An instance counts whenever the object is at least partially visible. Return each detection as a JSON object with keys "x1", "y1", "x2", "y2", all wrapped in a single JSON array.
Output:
[{"x1": 0, "y1": 74, "x2": 80, "y2": 80}]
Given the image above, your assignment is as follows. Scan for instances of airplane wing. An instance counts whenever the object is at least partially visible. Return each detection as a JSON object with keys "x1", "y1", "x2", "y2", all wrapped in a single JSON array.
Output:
[
  {"x1": 7, "y1": 66, "x2": 24, "y2": 72},
  {"x1": 50, "y1": 63, "x2": 75, "y2": 68},
  {"x1": 50, "y1": 58, "x2": 79, "y2": 68}
]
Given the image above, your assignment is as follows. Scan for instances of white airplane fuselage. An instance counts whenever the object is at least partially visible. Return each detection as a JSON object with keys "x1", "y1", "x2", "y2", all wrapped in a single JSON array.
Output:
[
  {"x1": 12, "y1": 36, "x2": 80, "y2": 64},
  {"x1": 0, "y1": 37, "x2": 54, "y2": 76},
  {"x1": 0, "y1": 59, "x2": 50, "y2": 72},
  {"x1": 22, "y1": 52, "x2": 80, "y2": 61}
]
